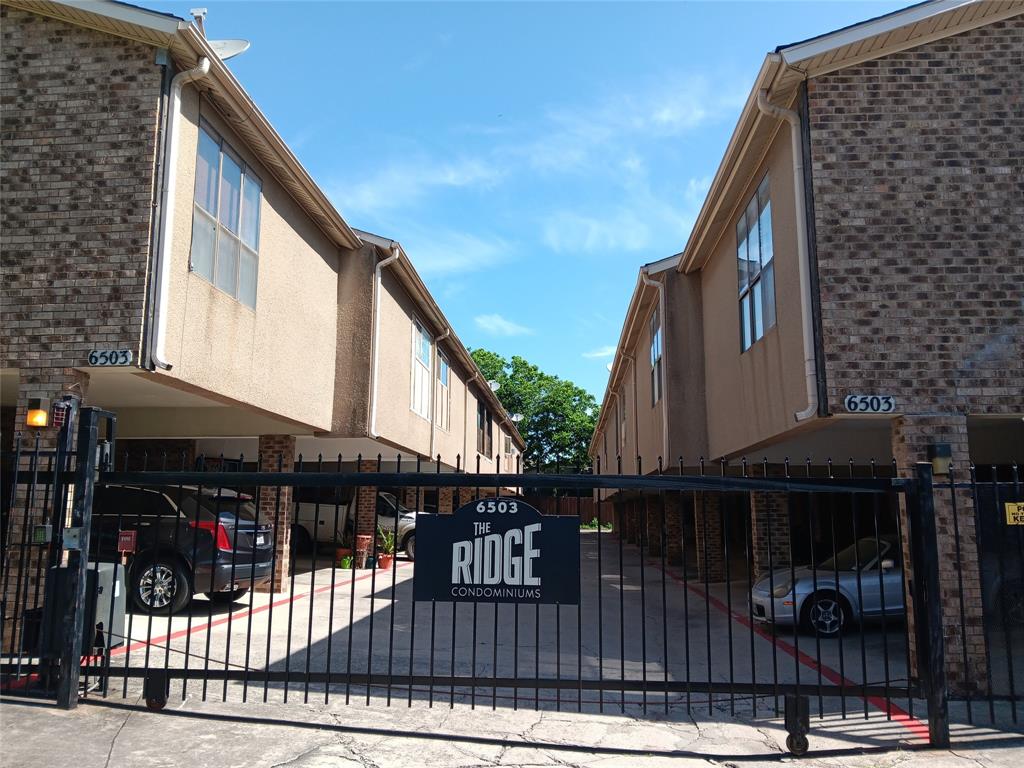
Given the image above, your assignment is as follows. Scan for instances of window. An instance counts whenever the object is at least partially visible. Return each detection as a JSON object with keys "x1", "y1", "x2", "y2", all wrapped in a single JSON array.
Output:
[
  {"x1": 436, "y1": 354, "x2": 451, "y2": 431},
  {"x1": 649, "y1": 307, "x2": 662, "y2": 405},
  {"x1": 411, "y1": 320, "x2": 432, "y2": 418},
  {"x1": 737, "y1": 175, "x2": 776, "y2": 351},
  {"x1": 477, "y1": 400, "x2": 493, "y2": 458},
  {"x1": 190, "y1": 120, "x2": 262, "y2": 307},
  {"x1": 503, "y1": 434, "x2": 513, "y2": 471}
]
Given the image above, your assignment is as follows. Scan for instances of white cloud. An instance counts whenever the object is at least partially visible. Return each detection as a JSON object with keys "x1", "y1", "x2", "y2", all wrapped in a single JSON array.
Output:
[
  {"x1": 329, "y1": 157, "x2": 502, "y2": 218},
  {"x1": 542, "y1": 209, "x2": 652, "y2": 254},
  {"x1": 582, "y1": 345, "x2": 616, "y2": 359},
  {"x1": 400, "y1": 228, "x2": 511, "y2": 276},
  {"x1": 684, "y1": 175, "x2": 712, "y2": 205},
  {"x1": 474, "y1": 313, "x2": 534, "y2": 337}
]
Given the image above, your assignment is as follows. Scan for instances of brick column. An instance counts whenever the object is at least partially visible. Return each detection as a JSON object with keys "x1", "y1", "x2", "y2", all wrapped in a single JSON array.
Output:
[
  {"x1": 256, "y1": 434, "x2": 295, "y2": 594},
  {"x1": 355, "y1": 459, "x2": 379, "y2": 538},
  {"x1": 694, "y1": 492, "x2": 727, "y2": 581},
  {"x1": 892, "y1": 413, "x2": 986, "y2": 696},
  {"x1": 438, "y1": 487, "x2": 454, "y2": 514},
  {"x1": 457, "y1": 486, "x2": 476, "y2": 508},
  {"x1": 644, "y1": 497, "x2": 663, "y2": 556},
  {"x1": 751, "y1": 491, "x2": 791, "y2": 579},
  {"x1": 663, "y1": 494, "x2": 684, "y2": 565},
  {"x1": 3, "y1": 368, "x2": 89, "y2": 652}
]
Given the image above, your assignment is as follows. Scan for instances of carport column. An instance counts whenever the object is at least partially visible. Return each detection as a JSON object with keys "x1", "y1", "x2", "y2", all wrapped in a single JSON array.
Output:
[
  {"x1": 663, "y1": 494, "x2": 684, "y2": 565},
  {"x1": 694, "y1": 491, "x2": 727, "y2": 581},
  {"x1": 3, "y1": 367, "x2": 89, "y2": 653},
  {"x1": 354, "y1": 459, "x2": 379, "y2": 538},
  {"x1": 437, "y1": 487, "x2": 454, "y2": 514},
  {"x1": 750, "y1": 492, "x2": 791, "y2": 579},
  {"x1": 644, "y1": 496, "x2": 662, "y2": 556},
  {"x1": 891, "y1": 413, "x2": 986, "y2": 696},
  {"x1": 257, "y1": 434, "x2": 295, "y2": 593}
]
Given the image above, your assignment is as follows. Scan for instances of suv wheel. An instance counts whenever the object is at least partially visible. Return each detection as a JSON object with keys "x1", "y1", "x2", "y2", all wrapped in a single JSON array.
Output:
[
  {"x1": 403, "y1": 532, "x2": 416, "y2": 561},
  {"x1": 132, "y1": 557, "x2": 191, "y2": 614}
]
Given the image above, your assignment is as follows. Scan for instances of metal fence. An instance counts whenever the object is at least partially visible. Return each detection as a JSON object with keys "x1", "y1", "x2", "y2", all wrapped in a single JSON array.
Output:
[{"x1": 2, "y1": 406, "x2": 1022, "y2": 755}]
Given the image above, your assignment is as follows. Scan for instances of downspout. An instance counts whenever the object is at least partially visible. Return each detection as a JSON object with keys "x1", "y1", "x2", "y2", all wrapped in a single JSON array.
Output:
[
  {"x1": 621, "y1": 352, "x2": 639, "y2": 470},
  {"x1": 428, "y1": 327, "x2": 450, "y2": 460},
  {"x1": 369, "y1": 244, "x2": 401, "y2": 438},
  {"x1": 756, "y1": 79, "x2": 817, "y2": 422},
  {"x1": 151, "y1": 56, "x2": 211, "y2": 370},
  {"x1": 463, "y1": 372, "x2": 480, "y2": 468},
  {"x1": 640, "y1": 268, "x2": 669, "y2": 461}
]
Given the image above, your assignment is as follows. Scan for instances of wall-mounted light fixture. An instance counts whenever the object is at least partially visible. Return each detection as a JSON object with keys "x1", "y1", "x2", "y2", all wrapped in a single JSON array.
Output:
[
  {"x1": 26, "y1": 397, "x2": 50, "y2": 428},
  {"x1": 926, "y1": 442, "x2": 952, "y2": 477}
]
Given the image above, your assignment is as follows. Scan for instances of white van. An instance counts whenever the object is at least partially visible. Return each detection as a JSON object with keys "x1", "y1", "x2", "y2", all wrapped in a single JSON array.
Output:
[{"x1": 290, "y1": 488, "x2": 417, "y2": 560}]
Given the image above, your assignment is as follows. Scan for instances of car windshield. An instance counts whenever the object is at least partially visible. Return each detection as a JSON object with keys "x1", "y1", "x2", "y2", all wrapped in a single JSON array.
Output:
[
  {"x1": 177, "y1": 491, "x2": 257, "y2": 522},
  {"x1": 379, "y1": 492, "x2": 412, "y2": 515},
  {"x1": 818, "y1": 538, "x2": 892, "y2": 571}
]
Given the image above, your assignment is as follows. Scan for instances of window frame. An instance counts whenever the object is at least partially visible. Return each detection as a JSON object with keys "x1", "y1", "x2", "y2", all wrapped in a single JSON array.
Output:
[
  {"x1": 737, "y1": 174, "x2": 776, "y2": 352},
  {"x1": 476, "y1": 399, "x2": 493, "y2": 459},
  {"x1": 649, "y1": 306, "x2": 663, "y2": 406},
  {"x1": 410, "y1": 318, "x2": 432, "y2": 420},
  {"x1": 189, "y1": 118, "x2": 262, "y2": 308},
  {"x1": 436, "y1": 352, "x2": 451, "y2": 432}
]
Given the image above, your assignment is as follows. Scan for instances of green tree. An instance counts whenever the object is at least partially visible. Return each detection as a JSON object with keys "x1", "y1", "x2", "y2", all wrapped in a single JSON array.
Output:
[{"x1": 470, "y1": 349, "x2": 599, "y2": 470}]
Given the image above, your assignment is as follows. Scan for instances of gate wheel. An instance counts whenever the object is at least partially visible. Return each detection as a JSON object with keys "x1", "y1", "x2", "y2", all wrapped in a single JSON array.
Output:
[{"x1": 786, "y1": 733, "x2": 809, "y2": 756}]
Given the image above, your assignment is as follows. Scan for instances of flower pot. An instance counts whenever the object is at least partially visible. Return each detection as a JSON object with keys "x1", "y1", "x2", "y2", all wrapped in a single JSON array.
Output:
[
  {"x1": 336, "y1": 546, "x2": 352, "y2": 561},
  {"x1": 377, "y1": 553, "x2": 394, "y2": 570},
  {"x1": 364, "y1": 555, "x2": 377, "y2": 569}
]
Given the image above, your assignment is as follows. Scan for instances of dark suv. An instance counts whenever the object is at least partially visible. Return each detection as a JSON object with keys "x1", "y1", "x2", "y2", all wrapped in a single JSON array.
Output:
[{"x1": 89, "y1": 485, "x2": 274, "y2": 614}]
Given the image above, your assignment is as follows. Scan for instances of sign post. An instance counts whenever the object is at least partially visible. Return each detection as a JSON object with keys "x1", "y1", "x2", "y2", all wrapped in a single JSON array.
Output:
[{"x1": 413, "y1": 497, "x2": 579, "y2": 604}]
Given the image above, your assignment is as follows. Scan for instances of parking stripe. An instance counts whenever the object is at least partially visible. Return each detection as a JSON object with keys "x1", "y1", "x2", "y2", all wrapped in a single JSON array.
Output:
[
  {"x1": 110, "y1": 562, "x2": 413, "y2": 658},
  {"x1": 651, "y1": 557, "x2": 930, "y2": 741}
]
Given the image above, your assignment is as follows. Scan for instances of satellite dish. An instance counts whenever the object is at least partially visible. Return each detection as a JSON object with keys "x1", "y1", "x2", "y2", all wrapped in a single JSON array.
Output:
[
  {"x1": 488, "y1": 380, "x2": 501, "y2": 392},
  {"x1": 209, "y1": 39, "x2": 250, "y2": 61}
]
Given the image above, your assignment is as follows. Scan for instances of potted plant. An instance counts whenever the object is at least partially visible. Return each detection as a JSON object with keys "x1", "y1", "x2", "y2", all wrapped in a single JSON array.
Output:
[{"x1": 377, "y1": 526, "x2": 396, "y2": 570}]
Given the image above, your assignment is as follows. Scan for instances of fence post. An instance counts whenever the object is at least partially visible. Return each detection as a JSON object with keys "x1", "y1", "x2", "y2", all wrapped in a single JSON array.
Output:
[
  {"x1": 55, "y1": 407, "x2": 101, "y2": 709},
  {"x1": 909, "y1": 462, "x2": 950, "y2": 747}
]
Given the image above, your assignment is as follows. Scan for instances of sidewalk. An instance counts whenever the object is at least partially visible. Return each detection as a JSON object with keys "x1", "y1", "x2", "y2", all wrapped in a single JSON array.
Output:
[{"x1": 2, "y1": 693, "x2": 1022, "y2": 768}]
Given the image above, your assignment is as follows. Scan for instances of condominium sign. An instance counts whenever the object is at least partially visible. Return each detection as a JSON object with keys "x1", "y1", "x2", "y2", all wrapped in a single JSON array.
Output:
[{"x1": 413, "y1": 497, "x2": 580, "y2": 604}]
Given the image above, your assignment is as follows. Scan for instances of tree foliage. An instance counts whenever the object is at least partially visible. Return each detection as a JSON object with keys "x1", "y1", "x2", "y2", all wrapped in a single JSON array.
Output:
[{"x1": 471, "y1": 349, "x2": 599, "y2": 471}]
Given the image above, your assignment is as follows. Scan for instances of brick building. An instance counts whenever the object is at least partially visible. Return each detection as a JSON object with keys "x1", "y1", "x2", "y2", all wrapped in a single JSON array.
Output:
[
  {"x1": 590, "y1": 0, "x2": 1022, "y2": 691},
  {"x1": 1, "y1": 0, "x2": 523, "y2": 612}
]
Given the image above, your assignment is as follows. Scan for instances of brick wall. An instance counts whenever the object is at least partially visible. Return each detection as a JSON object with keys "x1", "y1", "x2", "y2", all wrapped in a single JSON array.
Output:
[
  {"x1": 256, "y1": 434, "x2": 295, "y2": 593},
  {"x1": 0, "y1": 6, "x2": 161, "y2": 376},
  {"x1": 808, "y1": 17, "x2": 1022, "y2": 694},
  {"x1": 808, "y1": 18, "x2": 1024, "y2": 417}
]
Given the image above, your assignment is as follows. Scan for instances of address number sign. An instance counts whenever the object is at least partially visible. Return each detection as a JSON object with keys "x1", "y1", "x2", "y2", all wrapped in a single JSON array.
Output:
[{"x1": 843, "y1": 394, "x2": 895, "y2": 414}]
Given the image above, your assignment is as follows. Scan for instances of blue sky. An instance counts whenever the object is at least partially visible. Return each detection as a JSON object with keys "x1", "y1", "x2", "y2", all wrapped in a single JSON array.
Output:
[{"x1": 152, "y1": 1, "x2": 909, "y2": 399}]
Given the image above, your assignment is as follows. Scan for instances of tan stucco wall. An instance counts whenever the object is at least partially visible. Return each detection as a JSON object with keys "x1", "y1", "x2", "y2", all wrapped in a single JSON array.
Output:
[
  {"x1": 664, "y1": 269, "x2": 708, "y2": 461},
  {"x1": 159, "y1": 90, "x2": 339, "y2": 431},
  {"x1": 373, "y1": 269, "x2": 515, "y2": 471},
  {"x1": 700, "y1": 122, "x2": 809, "y2": 459},
  {"x1": 333, "y1": 243, "x2": 375, "y2": 434}
]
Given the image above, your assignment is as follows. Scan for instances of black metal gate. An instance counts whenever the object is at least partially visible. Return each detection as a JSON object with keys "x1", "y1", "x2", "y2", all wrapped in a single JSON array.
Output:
[{"x1": 5, "y1": 406, "x2": 1021, "y2": 754}]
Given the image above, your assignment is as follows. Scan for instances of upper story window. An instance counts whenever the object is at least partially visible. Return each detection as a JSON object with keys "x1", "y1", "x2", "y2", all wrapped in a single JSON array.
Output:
[
  {"x1": 737, "y1": 175, "x2": 776, "y2": 351},
  {"x1": 477, "y1": 400, "x2": 493, "y2": 458},
  {"x1": 649, "y1": 306, "x2": 663, "y2": 405},
  {"x1": 191, "y1": 120, "x2": 262, "y2": 308},
  {"x1": 411, "y1": 320, "x2": 431, "y2": 419},
  {"x1": 436, "y1": 353, "x2": 451, "y2": 431}
]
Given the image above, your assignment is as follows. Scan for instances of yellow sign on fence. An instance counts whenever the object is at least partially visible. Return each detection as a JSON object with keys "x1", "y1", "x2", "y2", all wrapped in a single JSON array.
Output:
[{"x1": 1006, "y1": 502, "x2": 1024, "y2": 526}]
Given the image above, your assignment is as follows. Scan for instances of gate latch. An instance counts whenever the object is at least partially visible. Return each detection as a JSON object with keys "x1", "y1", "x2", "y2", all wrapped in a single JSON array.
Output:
[{"x1": 63, "y1": 527, "x2": 83, "y2": 551}]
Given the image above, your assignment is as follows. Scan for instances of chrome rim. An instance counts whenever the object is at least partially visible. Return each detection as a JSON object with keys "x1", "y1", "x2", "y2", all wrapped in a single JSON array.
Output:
[
  {"x1": 810, "y1": 598, "x2": 843, "y2": 635},
  {"x1": 139, "y1": 564, "x2": 177, "y2": 609}
]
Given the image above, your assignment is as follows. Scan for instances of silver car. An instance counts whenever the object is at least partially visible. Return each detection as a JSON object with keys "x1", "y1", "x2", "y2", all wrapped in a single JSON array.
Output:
[{"x1": 750, "y1": 537, "x2": 904, "y2": 636}]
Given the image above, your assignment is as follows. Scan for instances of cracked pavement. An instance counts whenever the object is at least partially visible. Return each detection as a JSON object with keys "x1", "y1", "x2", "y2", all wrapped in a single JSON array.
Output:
[{"x1": 2, "y1": 693, "x2": 1022, "y2": 768}]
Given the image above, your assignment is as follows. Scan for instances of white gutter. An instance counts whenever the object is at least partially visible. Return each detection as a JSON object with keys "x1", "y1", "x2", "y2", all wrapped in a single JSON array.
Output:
[
  {"x1": 369, "y1": 244, "x2": 401, "y2": 438},
  {"x1": 756, "y1": 80, "x2": 817, "y2": 422},
  {"x1": 640, "y1": 268, "x2": 669, "y2": 461},
  {"x1": 428, "y1": 327, "x2": 450, "y2": 461},
  {"x1": 151, "y1": 56, "x2": 210, "y2": 370}
]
